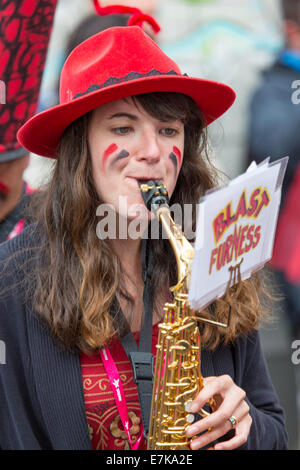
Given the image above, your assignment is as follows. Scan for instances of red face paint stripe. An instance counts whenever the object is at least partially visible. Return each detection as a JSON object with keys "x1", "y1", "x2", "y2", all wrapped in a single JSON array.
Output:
[
  {"x1": 103, "y1": 143, "x2": 118, "y2": 169},
  {"x1": 0, "y1": 181, "x2": 9, "y2": 194},
  {"x1": 173, "y1": 146, "x2": 182, "y2": 167}
]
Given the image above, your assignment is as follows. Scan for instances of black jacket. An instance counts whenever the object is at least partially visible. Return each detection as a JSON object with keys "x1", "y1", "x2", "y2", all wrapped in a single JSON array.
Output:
[{"x1": 0, "y1": 225, "x2": 288, "y2": 449}]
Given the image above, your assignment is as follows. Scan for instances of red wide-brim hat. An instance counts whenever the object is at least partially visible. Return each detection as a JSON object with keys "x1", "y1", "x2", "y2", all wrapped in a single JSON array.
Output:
[{"x1": 17, "y1": 25, "x2": 236, "y2": 159}]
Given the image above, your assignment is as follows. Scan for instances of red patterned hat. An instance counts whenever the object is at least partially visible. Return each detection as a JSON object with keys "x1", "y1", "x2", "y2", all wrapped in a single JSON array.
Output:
[{"x1": 17, "y1": 7, "x2": 235, "y2": 159}]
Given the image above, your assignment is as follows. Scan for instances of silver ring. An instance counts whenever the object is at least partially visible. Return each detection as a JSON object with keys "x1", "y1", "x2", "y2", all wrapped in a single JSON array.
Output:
[{"x1": 228, "y1": 415, "x2": 238, "y2": 429}]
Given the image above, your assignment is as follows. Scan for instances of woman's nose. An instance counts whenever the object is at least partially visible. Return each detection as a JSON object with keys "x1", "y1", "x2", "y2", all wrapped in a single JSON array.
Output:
[{"x1": 135, "y1": 129, "x2": 160, "y2": 163}]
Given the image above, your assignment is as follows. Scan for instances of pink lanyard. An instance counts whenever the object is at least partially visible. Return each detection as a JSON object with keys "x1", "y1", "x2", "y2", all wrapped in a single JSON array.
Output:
[
  {"x1": 100, "y1": 347, "x2": 143, "y2": 450},
  {"x1": 6, "y1": 184, "x2": 34, "y2": 241},
  {"x1": 6, "y1": 219, "x2": 25, "y2": 240}
]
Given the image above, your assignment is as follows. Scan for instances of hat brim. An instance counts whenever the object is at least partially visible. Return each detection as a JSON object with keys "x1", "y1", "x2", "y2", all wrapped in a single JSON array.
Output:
[{"x1": 17, "y1": 75, "x2": 235, "y2": 159}]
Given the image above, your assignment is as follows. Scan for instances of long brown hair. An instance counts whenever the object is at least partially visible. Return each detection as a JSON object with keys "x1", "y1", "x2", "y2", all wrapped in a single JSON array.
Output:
[{"x1": 27, "y1": 92, "x2": 269, "y2": 353}]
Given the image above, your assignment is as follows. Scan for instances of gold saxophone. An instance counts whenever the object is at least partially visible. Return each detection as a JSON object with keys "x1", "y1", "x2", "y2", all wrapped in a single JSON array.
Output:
[{"x1": 140, "y1": 180, "x2": 229, "y2": 450}]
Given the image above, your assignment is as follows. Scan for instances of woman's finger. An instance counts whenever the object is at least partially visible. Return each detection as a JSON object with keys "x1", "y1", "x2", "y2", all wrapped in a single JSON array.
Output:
[
  {"x1": 186, "y1": 380, "x2": 247, "y2": 436},
  {"x1": 187, "y1": 398, "x2": 247, "y2": 436},
  {"x1": 214, "y1": 414, "x2": 252, "y2": 450}
]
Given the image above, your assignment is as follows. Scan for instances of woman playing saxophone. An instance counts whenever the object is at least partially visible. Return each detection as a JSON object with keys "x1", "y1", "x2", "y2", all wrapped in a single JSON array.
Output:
[{"x1": 0, "y1": 4, "x2": 288, "y2": 450}]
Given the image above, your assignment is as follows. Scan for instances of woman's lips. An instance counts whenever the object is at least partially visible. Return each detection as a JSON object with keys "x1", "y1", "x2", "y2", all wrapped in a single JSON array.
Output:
[{"x1": 128, "y1": 176, "x2": 163, "y2": 183}]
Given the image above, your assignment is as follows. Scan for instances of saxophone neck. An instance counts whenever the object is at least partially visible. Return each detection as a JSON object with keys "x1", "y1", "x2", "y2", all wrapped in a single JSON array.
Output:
[
  {"x1": 157, "y1": 206, "x2": 194, "y2": 292},
  {"x1": 139, "y1": 179, "x2": 194, "y2": 291}
]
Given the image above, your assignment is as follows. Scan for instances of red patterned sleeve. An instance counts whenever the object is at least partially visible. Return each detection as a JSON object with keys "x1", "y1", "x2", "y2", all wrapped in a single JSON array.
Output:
[{"x1": 0, "y1": 0, "x2": 58, "y2": 159}]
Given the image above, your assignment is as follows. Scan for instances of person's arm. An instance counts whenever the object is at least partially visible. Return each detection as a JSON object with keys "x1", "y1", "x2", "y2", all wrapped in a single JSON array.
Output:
[
  {"x1": 0, "y1": 230, "x2": 41, "y2": 450},
  {"x1": 0, "y1": 240, "x2": 17, "y2": 450}
]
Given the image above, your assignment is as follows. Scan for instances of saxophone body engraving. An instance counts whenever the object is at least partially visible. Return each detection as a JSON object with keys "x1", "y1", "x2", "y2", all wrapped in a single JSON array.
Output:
[{"x1": 139, "y1": 180, "x2": 213, "y2": 450}]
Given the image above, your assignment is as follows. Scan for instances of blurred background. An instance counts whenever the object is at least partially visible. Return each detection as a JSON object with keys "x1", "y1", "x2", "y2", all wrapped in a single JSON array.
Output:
[{"x1": 16, "y1": 0, "x2": 300, "y2": 449}]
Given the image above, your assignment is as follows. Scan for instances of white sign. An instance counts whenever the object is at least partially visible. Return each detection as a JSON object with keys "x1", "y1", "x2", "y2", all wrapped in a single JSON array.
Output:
[{"x1": 188, "y1": 157, "x2": 288, "y2": 311}]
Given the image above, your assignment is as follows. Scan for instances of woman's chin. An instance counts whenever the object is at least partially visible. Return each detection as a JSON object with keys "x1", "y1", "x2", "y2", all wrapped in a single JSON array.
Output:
[
  {"x1": 127, "y1": 205, "x2": 151, "y2": 220},
  {"x1": 110, "y1": 205, "x2": 151, "y2": 240}
]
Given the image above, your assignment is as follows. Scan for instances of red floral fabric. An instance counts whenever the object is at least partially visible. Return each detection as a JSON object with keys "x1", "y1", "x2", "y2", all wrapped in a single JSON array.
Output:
[
  {"x1": 80, "y1": 324, "x2": 159, "y2": 450},
  {"x1": 0, "y1": 0, "x2": 57, "y2": 154}
]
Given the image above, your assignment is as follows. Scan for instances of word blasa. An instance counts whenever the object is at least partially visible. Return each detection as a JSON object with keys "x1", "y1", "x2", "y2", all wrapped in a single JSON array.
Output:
[{"x1": 213, "y1": 186, "x2": 270, "y2": 244}]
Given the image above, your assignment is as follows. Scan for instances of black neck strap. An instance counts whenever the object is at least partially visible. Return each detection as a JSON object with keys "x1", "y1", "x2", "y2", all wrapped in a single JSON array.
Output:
[{"x1": 111, "y1": 239, "x2": 155, "y2": 437}]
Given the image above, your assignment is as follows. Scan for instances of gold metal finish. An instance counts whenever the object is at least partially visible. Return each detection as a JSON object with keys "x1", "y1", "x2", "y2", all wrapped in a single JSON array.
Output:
[{"x1": 140, "y1": 181, "x2": 221, "y2": 450}]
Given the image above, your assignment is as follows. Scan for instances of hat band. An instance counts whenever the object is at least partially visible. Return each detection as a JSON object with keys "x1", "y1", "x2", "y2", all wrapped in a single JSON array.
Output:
[{"x1": 73, "y1": 69, "x2": 182, "y2": 100}]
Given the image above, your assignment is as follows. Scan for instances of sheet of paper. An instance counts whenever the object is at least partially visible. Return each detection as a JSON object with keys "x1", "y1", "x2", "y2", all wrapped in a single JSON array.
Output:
[{"x1": 188, "y1": 157, "x2": 288, "y2": 311}]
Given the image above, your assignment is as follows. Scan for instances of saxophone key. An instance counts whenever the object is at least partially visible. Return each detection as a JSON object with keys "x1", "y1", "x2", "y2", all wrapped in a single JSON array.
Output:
[
  {"x1": 170, "y1": 339, "x2": 190, "y2": 355},
  {"x1": 186, "y1": 414, "x2": 195, "y2": 424}
]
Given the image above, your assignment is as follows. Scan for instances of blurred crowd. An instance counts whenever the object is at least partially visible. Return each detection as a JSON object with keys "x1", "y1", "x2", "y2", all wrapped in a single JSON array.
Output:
[{"x1": 1, "y1": 0, "x2": 300, "y2": 449}]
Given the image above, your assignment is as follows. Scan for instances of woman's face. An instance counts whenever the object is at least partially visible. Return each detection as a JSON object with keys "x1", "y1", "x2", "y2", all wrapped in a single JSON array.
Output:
[{"x1": 88, "y1": 97, "x2": 184, "y2": 220}]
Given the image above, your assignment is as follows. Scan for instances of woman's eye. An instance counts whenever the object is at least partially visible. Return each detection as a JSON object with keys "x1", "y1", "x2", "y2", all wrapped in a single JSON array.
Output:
[
  {"x1": 113, "y1": 127, "x2": 132, "y2": 135},
  {"x1": 161, "y1": 128, "x2": 178, "y2": 137}
]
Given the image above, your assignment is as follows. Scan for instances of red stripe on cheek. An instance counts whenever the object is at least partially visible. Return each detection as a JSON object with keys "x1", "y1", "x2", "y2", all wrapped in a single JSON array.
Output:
[
  {"x1": 0, "y1": 181, "x2": 9, "y2": 194},
  {"x1": 173, "y1": 146, "x2": 182, "y2": 167},
  {"x1": 102, "y1": 143, "x2": 118, "y2": 169}
]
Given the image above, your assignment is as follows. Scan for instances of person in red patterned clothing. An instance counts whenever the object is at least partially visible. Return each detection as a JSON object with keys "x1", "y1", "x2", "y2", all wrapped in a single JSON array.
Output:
[
  {"x1": 0, "y1": 2, "x2": 288, "y2": 451},
  {"x1": 0, "y1": 151, "x2": 33, "y2": 243},
  {"x1": 0, "y1": 0, "x2": 57, "y2": 242}
]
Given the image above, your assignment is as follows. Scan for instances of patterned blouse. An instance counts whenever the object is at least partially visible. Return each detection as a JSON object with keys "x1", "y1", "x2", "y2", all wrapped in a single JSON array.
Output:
[{"x1": 80, "y1": 324, "x2": 159, "y2": 450}]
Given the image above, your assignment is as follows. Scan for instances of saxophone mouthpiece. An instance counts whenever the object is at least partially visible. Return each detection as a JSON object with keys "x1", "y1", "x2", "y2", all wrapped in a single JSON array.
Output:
[{"x1": 139, "y1": 180, "x2": 169, "y2": 212}]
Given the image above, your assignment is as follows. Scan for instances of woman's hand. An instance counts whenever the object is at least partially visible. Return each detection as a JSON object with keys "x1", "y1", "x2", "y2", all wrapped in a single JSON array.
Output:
[{"x1": 185, "y1": 375, "x2": 252, "y2": 450}]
